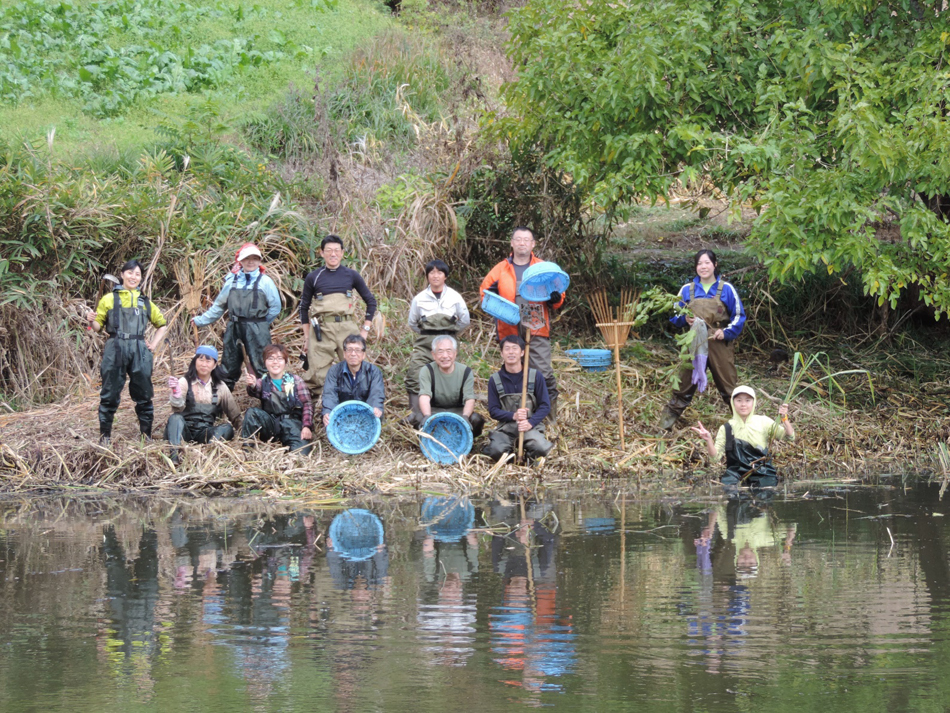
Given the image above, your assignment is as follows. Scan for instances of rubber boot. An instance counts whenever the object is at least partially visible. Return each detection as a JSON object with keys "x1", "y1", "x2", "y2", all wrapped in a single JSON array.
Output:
[
  {"x1": 659, "y1": 406, "x2": 679, "y2": 431},
  {"x1": 406, "y1": 392, "x2": 423, "y2": 428},
  {"x1": 546, "y1": 393, "x2": 559, "y2": 425}
]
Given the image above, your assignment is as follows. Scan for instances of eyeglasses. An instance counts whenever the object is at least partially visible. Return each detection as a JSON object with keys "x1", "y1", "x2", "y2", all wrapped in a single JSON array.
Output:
[
  {"x1": 434, "y1": 349, "x2": 456, "y2": 356},
  {"x1": 265, "y1": 355, "x2": 286, "y2": 362},
  {"x1": 344, "y1": 348, "x2": 365, "y2": 355}
]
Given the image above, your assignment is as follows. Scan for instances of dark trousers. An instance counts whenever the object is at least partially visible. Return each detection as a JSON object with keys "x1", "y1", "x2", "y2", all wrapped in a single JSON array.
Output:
[
  {"x1": 98, "y1": 339, "x2": 154, "y2": 437},
  {"x1": 164, "y1": 414, "x2": 235, "y2": 446},
  {"x1": 483, "y1": 422, "x2": 553, "y2": 461},
  {"x1": 221, "y1": 321, "x2": 270, "y2": 390},
  {"x1": 666, "y1": 339, "x2": 737, "y2": 417},
  {"x1": 242, "y1": 407, "x2": 311, "y2": 455}
]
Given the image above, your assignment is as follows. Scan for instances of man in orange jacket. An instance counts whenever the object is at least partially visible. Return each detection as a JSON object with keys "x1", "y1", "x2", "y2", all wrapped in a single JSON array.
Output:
[{"x1": 479, "y1": 227, "x2": 566, "y2": 421}]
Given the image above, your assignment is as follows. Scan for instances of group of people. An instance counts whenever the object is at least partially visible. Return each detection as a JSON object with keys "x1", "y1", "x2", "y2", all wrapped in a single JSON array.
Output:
[
  {"x1": 85, "y1": 228, "x2": 563, "y2": 465},
  {"x1": 85, "y1": 233, "x2": 796, "y2": 485}
]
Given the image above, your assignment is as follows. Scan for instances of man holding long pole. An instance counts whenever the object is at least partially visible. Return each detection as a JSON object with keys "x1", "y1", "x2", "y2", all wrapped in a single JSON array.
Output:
[{"x1": 480, "y1": 227, "x2": 565, "y2": 422}]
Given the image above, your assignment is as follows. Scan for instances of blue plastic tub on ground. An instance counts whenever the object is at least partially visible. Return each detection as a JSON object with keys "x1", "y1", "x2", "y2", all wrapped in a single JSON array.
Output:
[
  {"x1": 480, "y1": 291, "x2": 521, "y2": 326},
  {"x1": 518, "y1": 261, "x2": 571, "y2": 302},
  {"x1": 419, "y1": 412, "x2": 473, "y2": 465},
  {"x1": 326, "y1": 400, "x2": 381, "y2": 455}
]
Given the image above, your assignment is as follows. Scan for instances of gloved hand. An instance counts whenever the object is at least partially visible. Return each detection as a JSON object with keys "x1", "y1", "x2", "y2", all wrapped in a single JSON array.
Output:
[{"x1": 548, "y1": 291, "x2": 562, "y2": 307}]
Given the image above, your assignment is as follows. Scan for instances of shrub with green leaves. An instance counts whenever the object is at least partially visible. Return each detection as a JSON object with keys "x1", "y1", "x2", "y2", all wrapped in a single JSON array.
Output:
[{"x1": 501, "y1": 0, "x2": 950, "y2": 316}]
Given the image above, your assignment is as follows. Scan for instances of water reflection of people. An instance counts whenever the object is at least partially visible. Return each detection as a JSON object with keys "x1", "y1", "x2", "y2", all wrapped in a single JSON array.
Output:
[
  {"x1": 684, "y1": 498, "x2": 796, "y2": 674},
  {"x1": 417, "y1": 496, "x2": 479, "y2": 667},
  {"x1": 222, "y1": 514, "x2": 314, "y2": 701},
  {"x1": 98, "y1": 526, "x2": 161, "y2": 697},
  {"x1": 488, "y1": 499, "x2": 576, "y2": 697}
]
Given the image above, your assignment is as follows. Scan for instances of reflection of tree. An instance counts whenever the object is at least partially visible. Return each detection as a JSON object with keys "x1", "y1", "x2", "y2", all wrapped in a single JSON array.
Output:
[
  {"x1": 488, "y1": 510, "x2": 576, "y2": 699},
  {"x1": 98, "y1": 526, "x2": 161, "y2": 699}
]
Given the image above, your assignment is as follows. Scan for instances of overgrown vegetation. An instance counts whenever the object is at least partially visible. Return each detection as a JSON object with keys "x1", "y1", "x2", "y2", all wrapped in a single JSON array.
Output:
[
  {"x1": 501, "y1": 0, "x2": 950, "y2": 317},
  {"x1": 2, "y1": 0, "x2": 950, "y2": 490}
]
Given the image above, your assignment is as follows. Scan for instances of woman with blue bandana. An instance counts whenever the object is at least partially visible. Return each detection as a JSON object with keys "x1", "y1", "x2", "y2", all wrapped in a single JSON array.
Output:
[{"x1": 164, "y1": 345, "x2": 243, "y2": 465}]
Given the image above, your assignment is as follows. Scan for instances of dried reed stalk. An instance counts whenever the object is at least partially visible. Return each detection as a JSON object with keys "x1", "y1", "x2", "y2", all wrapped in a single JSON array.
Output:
[{"x1": 174, "y1": 251, "x2": 210, "y2": 345}]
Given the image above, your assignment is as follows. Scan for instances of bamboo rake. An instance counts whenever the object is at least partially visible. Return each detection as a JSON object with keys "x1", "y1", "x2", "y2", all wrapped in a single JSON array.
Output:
[{"x1": 588, "y1": 288, "x2": 638, "y2": 450}]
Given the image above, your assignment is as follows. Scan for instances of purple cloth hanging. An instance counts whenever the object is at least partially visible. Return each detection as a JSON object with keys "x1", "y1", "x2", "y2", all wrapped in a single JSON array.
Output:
[{"x1": 692, "y1": 353, "x2": 708, "y2": 392}]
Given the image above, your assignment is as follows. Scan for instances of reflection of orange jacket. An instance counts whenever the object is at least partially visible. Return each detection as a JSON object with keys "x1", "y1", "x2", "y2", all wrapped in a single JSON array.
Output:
[{"x1": 479, "y1": 254, "x2": 566, "y2": 339}]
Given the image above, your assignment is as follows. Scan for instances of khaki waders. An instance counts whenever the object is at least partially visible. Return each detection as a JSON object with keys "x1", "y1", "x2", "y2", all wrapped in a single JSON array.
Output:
[
  {"x1": 303, "y1": 292, "x2": 360, "y2": 396},
  {"x1": 664, "y1": 284, "x2": 738, "y2": 421},
  {"x1": 405, "y1": 313, "x2": 459, "y2": 396}
]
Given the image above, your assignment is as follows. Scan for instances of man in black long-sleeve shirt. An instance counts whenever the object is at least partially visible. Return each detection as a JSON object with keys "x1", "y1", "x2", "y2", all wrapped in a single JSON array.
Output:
[
  {"x1": 483, "y1": 335, "x2": 553, "y2": 462},
  {"x1": 299, "y1": 234, "x2": 378, "y2": 396}
]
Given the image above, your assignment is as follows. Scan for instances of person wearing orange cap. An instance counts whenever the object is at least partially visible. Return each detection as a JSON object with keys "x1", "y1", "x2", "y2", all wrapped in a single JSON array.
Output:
[{"x1": 192, "y1": 243, "x2": 282, "y2": 391}]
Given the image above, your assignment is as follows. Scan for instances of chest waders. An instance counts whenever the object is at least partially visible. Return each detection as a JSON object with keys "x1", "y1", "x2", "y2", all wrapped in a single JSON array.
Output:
[
  {"x1": 98, "y1": 290, "x2": 155, "y2": 437},
  {"x1": 407, "y1": 312, "x2": 460, "y2": 396},
  {"x1": 242, "y1": 377, "x2": 311, "y2": 455},
  {"x1": 222, "y1": 274, "x2": 271, "y2": 390},
  {"x1": 483, "y1": 370, "x2": 554, "y2": 461},
  {"x1": 723, "y1": 423, "x2": 778, "y2": 487},
  {"x1": 304, "y1": 291, "x2": 360, "y2": 394},
  {"x1": 425, "y1": 363, "x2": 472, "y2": 409},
  {"x1": 664, "y1": 282, "x2": 739, "y2": 422},
  {"x1": 164, "y1": 381, "x2": 234, "y2": 447}
]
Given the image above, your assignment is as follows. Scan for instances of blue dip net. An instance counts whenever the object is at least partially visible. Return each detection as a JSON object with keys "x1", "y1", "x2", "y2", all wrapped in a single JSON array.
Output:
[{"x1": 421, "y1": 496, "x2": 476, "y2": 542}]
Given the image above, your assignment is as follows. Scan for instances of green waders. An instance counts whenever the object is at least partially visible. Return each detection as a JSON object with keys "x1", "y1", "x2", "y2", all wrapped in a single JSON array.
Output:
[
  {"x1": 242, "y1": 377, "x2": 311, "y2": 455},
  {"x1": 98, "y1": 289, "x2": 155, "y2": 438},
  {"x1": 664, "y1": 284, "x2": 738, "y2": 420},
  {"x1": 405, "y1": 313, "x2": 459, "y2": 396},
  {"x1": 483, "y1": 369, "x2": 553, "y2": 461},
  {"x1": 164, "y1": 382, "x2": 235, "y2": 446},
  {"x1": 303, "y1": 291, "x2": 359, "y2": 396},
  {"x1": 221, "y1": 273, "x2": 271, "y2": 390}
]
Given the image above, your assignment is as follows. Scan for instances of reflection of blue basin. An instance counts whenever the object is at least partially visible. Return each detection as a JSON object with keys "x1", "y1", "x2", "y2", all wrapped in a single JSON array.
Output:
[
  {"x1": 422, "y1": 496, "x2": 475, "y2": 543},
  {"x1": 584, "y1": 517, "x2": 616, "y2": 534},
  {"x1": 329, "y1": 509, "x2": 384, "y2": 561}
]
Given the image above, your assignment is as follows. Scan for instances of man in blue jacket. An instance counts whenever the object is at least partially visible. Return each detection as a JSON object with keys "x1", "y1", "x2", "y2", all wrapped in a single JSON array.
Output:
[{"x1": 321, "y1": 335, "x2": 385, "y2": 427}]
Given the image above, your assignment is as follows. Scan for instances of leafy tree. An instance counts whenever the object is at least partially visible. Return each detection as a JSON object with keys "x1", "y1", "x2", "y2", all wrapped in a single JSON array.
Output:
[{"x1": 500, "y1": 0, "x2": 950, "y2": 315}]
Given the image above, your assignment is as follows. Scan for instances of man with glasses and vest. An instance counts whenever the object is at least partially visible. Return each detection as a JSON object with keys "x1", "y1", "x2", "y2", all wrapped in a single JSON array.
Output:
[
  {"x1": 409, "y1": 334, "x2": 484, "y2": 437},
  {"x1": 300, "y1": 234, "x2": 378, "y2": 399},
  {"x1": 192, "y1": 243, "x2": 281, "y2": 391},
  {"x1": 483, "y1": 335, "x2": 553, "y2": 462}
]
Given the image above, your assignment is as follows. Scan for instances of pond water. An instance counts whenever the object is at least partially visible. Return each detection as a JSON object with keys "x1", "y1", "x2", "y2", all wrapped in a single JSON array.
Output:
[{"x1": 1, "y1": 483, "x2": 949, "y2": 711}]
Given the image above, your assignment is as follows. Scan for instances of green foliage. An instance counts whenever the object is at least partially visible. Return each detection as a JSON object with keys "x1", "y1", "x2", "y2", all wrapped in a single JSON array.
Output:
[
  {"x1": 0, "y1": 123, "x2": 307, "y2": 309},
  {"x1": 501, "y1": 0, "x2": 950, "y2": 315},
  {"x1": 325, "y1": 29, "x2": 458, "y2": 147},
  {"x1": 0, "y1": 0, "x2": 314, "y2": 117}
]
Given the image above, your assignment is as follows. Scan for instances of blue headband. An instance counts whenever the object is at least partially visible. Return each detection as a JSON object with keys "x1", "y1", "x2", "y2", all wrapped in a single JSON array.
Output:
[{"x1": 195, "y1": 345, "x2": 219, "y2": 362}]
